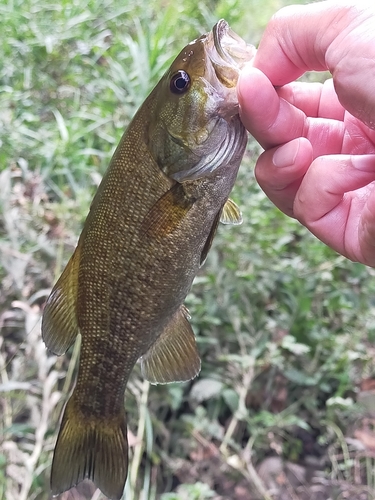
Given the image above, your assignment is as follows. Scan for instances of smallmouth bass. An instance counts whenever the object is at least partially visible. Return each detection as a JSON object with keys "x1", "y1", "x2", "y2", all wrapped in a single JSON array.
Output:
[{"x1": 42, "y1": 20, "x2": 255, "y2": 500}]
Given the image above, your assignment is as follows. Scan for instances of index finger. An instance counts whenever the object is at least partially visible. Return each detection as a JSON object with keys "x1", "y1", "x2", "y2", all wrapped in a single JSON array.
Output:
[{"x1": 254, "y1": 1, "x2": 367, "y2": 85}]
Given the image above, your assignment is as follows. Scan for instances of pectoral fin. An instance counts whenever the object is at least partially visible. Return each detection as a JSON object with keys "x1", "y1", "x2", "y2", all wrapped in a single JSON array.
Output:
[
  {"x1": 42, "y1": 245, "x2": 81, "y2": 355},
  {"x1": 220, "y1": 198, "x2": 243, "y2": 225},
  {"x1": 199, "y1": 199, "x2": 242, "y2": 267},
  {"x1": 142, "y1": 182, "x2": 196, "y2": 237},
  {"x1": 141, "y1": 306, "x2": 201, "y2": 384}
]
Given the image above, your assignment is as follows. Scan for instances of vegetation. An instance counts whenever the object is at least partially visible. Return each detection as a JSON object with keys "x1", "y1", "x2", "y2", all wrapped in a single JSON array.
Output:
[{"x1": 2, "y1": 0, "x2": 375, "y2": 499}]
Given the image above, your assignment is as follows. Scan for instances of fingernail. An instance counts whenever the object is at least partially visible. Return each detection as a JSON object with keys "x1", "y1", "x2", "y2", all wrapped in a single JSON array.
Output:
[
  {"x1": 352, "y1": 155, "x2": 375, "y2": 171},
  {"x1": 273, "y1": 139, "x2": 300, "y2": 168}
]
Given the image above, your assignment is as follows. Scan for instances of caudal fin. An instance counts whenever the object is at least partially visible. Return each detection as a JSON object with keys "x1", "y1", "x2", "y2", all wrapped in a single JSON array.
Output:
[{"x1": 51, "y1": 396, "x2": 128, "y2": 500}]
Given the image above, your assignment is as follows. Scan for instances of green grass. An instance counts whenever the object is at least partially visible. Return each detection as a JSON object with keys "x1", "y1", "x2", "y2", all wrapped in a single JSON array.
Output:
[{"x1": 2, "y1": 0, "x2": 375, "y2": 499}]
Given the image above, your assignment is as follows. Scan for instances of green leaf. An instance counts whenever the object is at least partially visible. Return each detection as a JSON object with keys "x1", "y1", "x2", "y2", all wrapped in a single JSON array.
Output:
[{"x1": 281, "y1": 335, "x2": 311, "y2": 355}]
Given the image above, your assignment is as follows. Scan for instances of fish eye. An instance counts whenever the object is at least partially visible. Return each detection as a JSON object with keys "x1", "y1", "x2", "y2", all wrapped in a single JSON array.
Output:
[{"x1": 170, "y1": 70, "x2": 190, "y2": 94}]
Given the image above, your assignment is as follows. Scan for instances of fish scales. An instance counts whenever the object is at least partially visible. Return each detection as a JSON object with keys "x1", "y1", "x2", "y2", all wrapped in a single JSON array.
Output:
[{"x1": 42, "y1": 19, "x2": 255, "y2": 500}]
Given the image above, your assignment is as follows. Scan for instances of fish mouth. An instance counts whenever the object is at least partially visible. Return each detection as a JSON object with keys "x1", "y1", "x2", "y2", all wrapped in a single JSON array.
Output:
[
  {"x1": 212, "y1": 19, "x2": 255, "y2": 71},
  {"x1": 205, "y1": 20, "x2": 255, "y2": 119}
]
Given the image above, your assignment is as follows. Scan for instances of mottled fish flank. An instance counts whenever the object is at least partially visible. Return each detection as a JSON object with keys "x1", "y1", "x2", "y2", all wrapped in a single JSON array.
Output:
[{"x1": 42, "y1": 20, "x2": 255, "y2": 500}]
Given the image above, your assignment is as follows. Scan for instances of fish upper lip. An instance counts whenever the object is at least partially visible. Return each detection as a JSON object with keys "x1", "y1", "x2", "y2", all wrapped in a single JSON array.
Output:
[
  {"x1": 212, "y1": 19, "x2": 235, "y2": 65},
  {"x1": 210, "y1": 19, "x2": 255, "y2": 70}
]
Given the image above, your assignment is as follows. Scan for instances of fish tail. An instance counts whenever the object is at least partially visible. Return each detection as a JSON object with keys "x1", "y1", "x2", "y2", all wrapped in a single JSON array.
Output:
[{"x1": 51, "y1": 395, "x2": 128, "y2": 500}]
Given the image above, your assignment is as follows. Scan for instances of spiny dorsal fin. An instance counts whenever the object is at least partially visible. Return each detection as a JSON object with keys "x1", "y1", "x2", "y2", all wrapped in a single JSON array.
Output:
[
  {"x1": 141, "y1": 306, "x2": 201, "y2": 384},
  {"x1": 220, "y1": 198, "x2": 243, "y2": 225},
  {"x1": 41, "y1": 245, "x2": 81, "y2": 355}
]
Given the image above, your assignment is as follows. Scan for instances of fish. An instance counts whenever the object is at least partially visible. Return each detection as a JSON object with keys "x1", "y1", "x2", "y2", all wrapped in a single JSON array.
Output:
[{"x1": 42, "y1": 19, "x2": 255, "y2": 500}]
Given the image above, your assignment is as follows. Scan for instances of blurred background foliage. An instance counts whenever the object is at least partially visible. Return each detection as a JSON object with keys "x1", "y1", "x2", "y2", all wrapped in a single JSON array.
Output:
[{"x1": 2, "y1": 0, "x2": 375, "y2": 499}]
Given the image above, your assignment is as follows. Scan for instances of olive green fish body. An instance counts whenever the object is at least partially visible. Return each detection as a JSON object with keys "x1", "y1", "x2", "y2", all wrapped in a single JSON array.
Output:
[
  {"x1": 74, "y1": 108, "x2": 247, "y2": 409},
  {"x1": 42, "y1": 20, "x2": 255, "y2": 500}
]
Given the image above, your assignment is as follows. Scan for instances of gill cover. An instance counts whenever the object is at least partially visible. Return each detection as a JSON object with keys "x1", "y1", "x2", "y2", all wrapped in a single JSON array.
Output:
[{"x1": 147, "y1": 20, "x2": 255, "y2": 182}]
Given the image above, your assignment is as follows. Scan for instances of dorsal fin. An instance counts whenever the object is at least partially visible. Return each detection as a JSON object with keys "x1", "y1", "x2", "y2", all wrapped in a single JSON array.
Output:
[{"x1": 42, "y1": 245, "x2": 81, "y2": 355}]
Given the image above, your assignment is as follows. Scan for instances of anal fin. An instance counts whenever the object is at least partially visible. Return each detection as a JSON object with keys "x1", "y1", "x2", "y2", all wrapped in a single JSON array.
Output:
[
  {"x1": 141, "y1": 306, "x2": 201, "y2": 384},
  {"x1": 42, "y1": 245, "x2": 81, "y2": 355}
]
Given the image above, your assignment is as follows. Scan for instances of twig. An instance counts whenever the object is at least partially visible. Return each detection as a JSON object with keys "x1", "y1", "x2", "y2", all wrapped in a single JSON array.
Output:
[
  {"x1": 0, "y1": 336, "x2": 12, "y2": 431},
  {"x1": 129, "y1": 379, "x2": 150, "y2": 494},
  {"x1": 20, "y1": 369, "x2": 60, "y2": 500},
  {"x1": 219, "y1": 363, "x2": 254, "y2": 455},
  {"x1": 323, "y1": 419, "x2": 352, "y2": 482},
  {"x1": 217, "y1": 362, "x2": 273, "y2": 500},
  {"x1": 245, "y1": 459, "x2": 274, "y2": 500}
]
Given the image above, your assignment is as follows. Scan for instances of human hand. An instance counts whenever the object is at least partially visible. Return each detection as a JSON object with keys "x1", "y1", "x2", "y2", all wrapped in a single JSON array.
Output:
[{"x1": 237, "y1": 0, "x2": 375, "y2": 266}]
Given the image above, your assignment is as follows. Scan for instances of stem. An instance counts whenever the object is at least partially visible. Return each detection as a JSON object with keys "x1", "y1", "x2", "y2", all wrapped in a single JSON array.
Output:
[
  {"x1": 129, "y1": 379, "x2": 150, "y2": 494},
  {"x1": 220, "y1": 363, "x2": 254, "y2": 455}
]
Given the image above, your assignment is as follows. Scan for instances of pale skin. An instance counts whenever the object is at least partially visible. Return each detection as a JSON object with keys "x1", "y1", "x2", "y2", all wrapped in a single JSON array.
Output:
[{"x1": 237, "y1": 0, "x2": 375, "y2": 266}]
